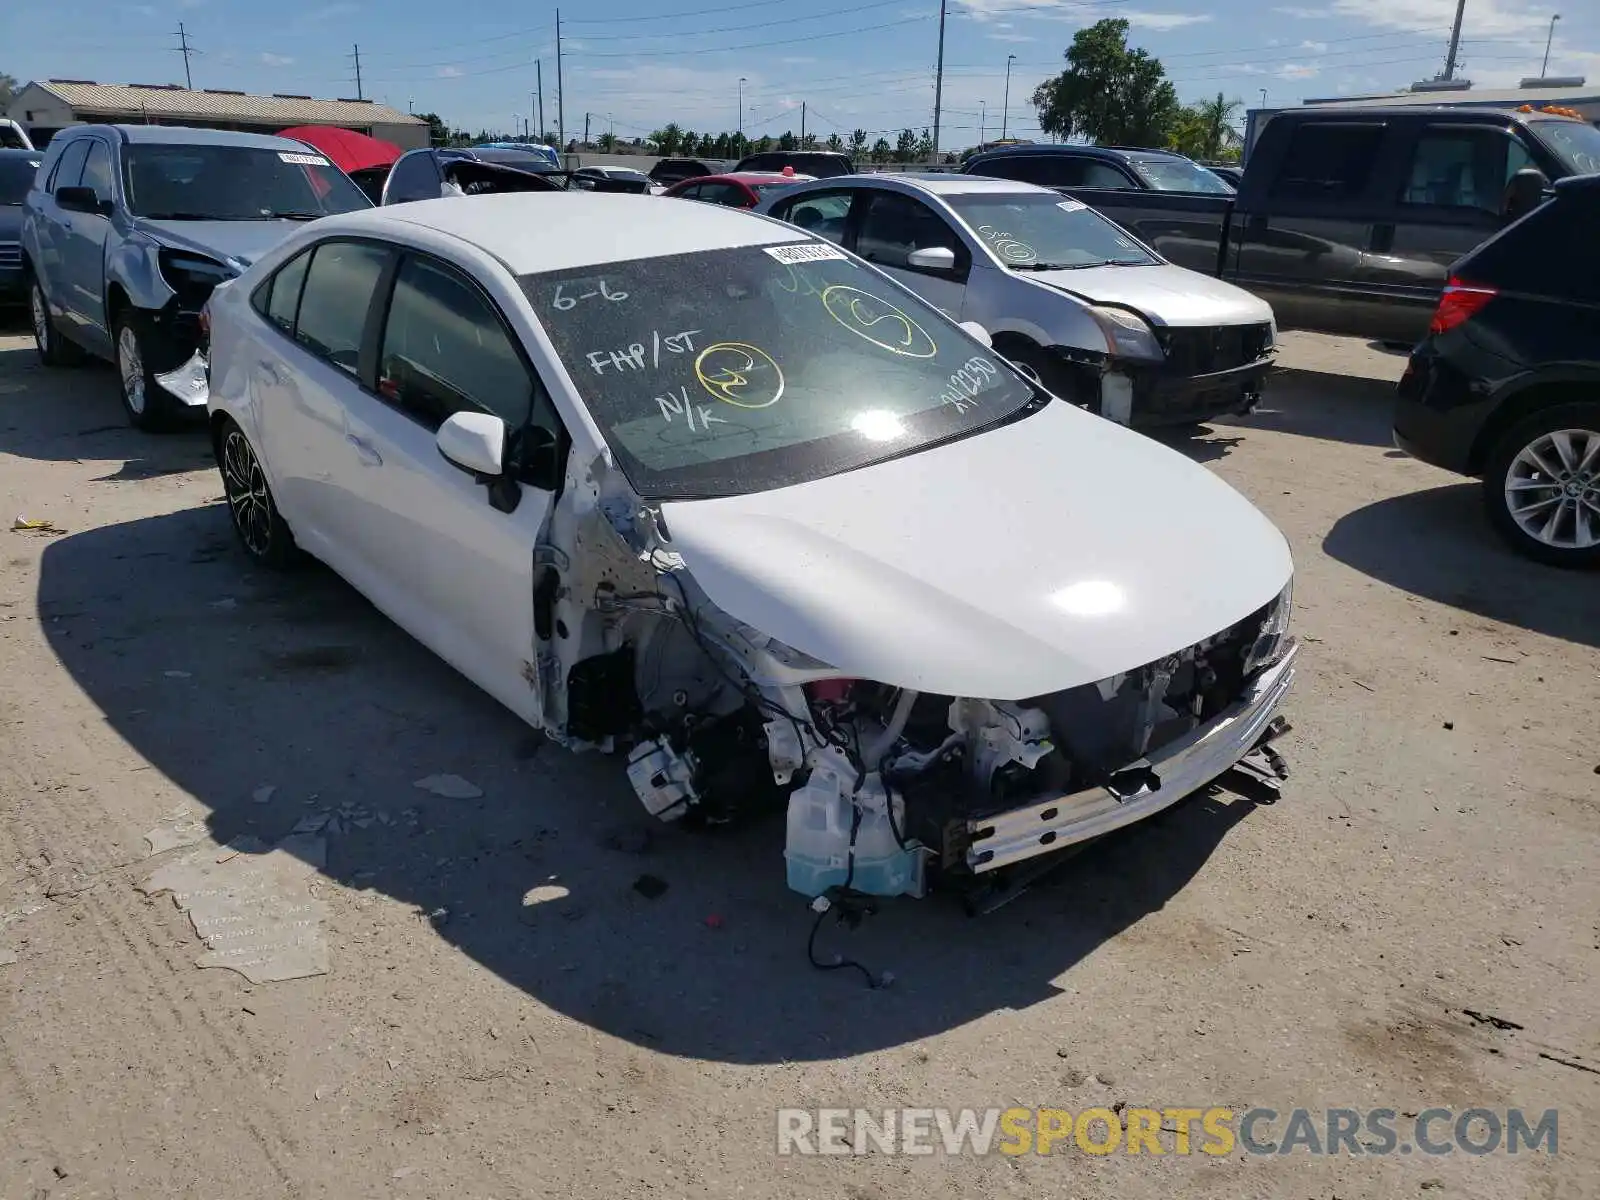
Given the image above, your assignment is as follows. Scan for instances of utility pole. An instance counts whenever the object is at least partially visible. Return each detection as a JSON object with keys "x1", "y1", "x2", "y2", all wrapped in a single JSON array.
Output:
[
  {"x1": 1541, "y1": 13, "x2": 1561, "y2": 77},
  {"x1": 978, "y1": 100, "x2": 986, "y2": 147},
  {"x1": 1001, "y1": 53, "x2": 1015, "y2": 140},
  {"x1": 584, "y1": 112, "x2": 591, "y2": 146},
  {"x1": 931, "y1": 0, "x2": 947, "y2": 164},
  {"x1": 555, "y1": 10, "x2": 566, "y2": 152},
  {"x1": 738, "y1": 76, "x2": 747, "y2": 145},
  {"x1": 536, "y1": 61, "x2": 545, "y2": 141},
  {"x1": 174, "y1": 23, "x2": 195, "y2": 89},
  {"x1": 1442, "y1": 0, "x2": 1467, "y2": 80},
  {"x1": 800, "y1": 101, "x2": 806, "y2": 142},
  {"x1": 350, "y1": 44, "x2": 364, "y2": 99}
]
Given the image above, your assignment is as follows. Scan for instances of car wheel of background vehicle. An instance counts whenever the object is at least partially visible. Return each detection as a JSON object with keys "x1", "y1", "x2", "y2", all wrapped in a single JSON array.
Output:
[
  {"x1": 993, "y1": 337, "x2": 1090, "y2": 411},
  {"x1": 114, "y1": 314, "x2": 179, "y2": 432},
  {"x1": 215, "y1": 417, "x2": 300, "y2": 569},
  {"x1": 30, "y1": 279, "x2": 84, "y2": 367},
  {"x1": 1482, "y1": 402, "x2": 1600, "y2": 569}
]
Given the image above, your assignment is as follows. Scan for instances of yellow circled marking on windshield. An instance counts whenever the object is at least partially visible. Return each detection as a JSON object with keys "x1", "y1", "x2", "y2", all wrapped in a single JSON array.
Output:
[
  {"x1": 820, "y1": 285, "x2": 938, "y2": 358},
  {"x1": 694, "y1": 342, "x2": 786, "y2": 409}
]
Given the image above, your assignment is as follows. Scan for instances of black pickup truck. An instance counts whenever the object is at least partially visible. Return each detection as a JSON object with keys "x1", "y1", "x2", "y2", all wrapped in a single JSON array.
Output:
[{"x1": 964, "y1": 107, "x2": 1600, "y2": 342}]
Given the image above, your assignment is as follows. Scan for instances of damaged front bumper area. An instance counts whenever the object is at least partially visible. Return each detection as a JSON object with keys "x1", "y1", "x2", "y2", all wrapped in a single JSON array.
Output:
[
  {"x1": 154, "y1": 349, "x2": 210, "y2": 408},
  {"x1": 965, "y1": 642, "x2": 1298, "y2": 873}
]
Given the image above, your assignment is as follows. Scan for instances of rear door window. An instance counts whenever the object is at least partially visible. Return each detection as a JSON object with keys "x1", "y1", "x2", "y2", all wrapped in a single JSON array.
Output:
[
  {"x1": 251, "y1": 248, "x2": 313, "y2": 334},
  {"x1": 293, "y1": 241, "x2": 391, "y2": 374},
  {"x1": 774, "y1": 190, "x2": 853, "y2": 244},
  {"x1": 1269, "y1": 123, "x2": 1386, "y2": 201}
]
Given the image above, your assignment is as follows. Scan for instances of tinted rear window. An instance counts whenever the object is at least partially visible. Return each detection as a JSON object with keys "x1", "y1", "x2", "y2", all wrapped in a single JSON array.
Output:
[
  {"x1": 1461, "y1": 188, "x2": 1600, "y2": 303},
  {"x1": 0, "y1": 156, "x2": 42, "y2": 204},
  {"x1": 1269, "y1": 123, "x2": 1386, "y2": 200},
  {"x1": 739, "y1": 153, "x2": 853, "y2": 177}
]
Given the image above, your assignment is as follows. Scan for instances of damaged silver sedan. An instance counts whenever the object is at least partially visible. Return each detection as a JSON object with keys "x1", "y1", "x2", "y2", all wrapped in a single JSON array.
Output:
[{"x1": 190, "y1": 193, "x2": 1299, "y2": 907}]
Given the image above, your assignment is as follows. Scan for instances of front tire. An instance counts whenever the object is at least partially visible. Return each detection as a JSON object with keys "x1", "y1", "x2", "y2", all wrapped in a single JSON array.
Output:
[
  {"x1": 114, "y1": 313, "x2": 181, "y2": 432},
  {"x1": 1482, "y1": 402, "x2": 1600, "y2": 569},
  {"x1": 216, "y1": 417, "x2": 300, "y2": 569},
  {"x1": 995, "y1": 338, "x2": 1089, "y2": 409},
  {"x1": 30, "y1": 279, "x2": 84, "y2": 367}
]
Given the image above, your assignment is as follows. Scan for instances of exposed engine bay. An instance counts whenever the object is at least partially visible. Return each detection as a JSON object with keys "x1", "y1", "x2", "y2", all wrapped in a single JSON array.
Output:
[{"x1": 530, "y1": 474, "x2": 1296, "y2": 906}]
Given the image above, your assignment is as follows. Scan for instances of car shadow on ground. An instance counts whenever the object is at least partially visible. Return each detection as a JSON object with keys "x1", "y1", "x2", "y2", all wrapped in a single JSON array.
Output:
[
  {"x1": 0, "y1": 343, "x2": 212, "y2": 472},
  {"x1": 38, "y1": 505, "x2": 1270, "y2": 1064},
  {"x1": 1213, "y1": 368, "x2": 1397, "y2": 449},
  {"x1": 1325, "y1": 481, "x2": 1600, "y2": 650}
]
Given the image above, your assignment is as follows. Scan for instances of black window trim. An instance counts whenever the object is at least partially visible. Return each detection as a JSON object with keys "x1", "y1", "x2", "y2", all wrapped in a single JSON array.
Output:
[
  {"x1": 364, "y1": 245, "x2": 568, "y2": 457},
  {"x1": 78, "y1": 136, "x2": 116, "y2": 204},
  {"x1": 1264, "y1": 118, "x2": 1392, "y2": 215},
  {"x1": 46, "y1": 136, "x2": 92, "y2": 194}
]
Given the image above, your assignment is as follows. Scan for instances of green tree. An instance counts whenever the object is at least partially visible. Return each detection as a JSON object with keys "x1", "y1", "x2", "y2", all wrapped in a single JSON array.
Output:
[
  {"x1": 754, "y1": 134, "x2": 775, "y2": 153},
  {"x1": 1030, "y1": 18, "x2": 1179, "y2": 147},
  {"x1": 825, "y1": 132, "x2": 844, "y2": 152},
  {"x1": 414, "y1": 111, "x2": 450, "y2": 147},
  {"x1": 870, "y1": 137, "x2": 892, "y2": 165},
  {"x1": 679, "y1": 130, "x2": 697, "y2": 156},
  {"x1": 652, "y1": 123, "x2": 684, "y2": 155},
  {"x1": 778, "y1": 130, "x2": 797, "y2": 151},
  {"x1": 894, "y1": 128, "x2": 916, "y2": 162},
  {"x1": 596, "y1": 131, "x2": 618, "y2": 152},
  {"x1": 0, "y1": 73, "x2": 17, "y2": 112},
  {"x1": 1191, "y1": 92, "x2": 1242, "y2": 159},
  {"x1": 849, "y1": 129, "x2": 868, "y2": 157},
  {"x1": 714, "y1": 132, "x2": 733, "y2": 158},
  {"x1": 915, "y1": 127, "x2": 934, "y2": 162}
]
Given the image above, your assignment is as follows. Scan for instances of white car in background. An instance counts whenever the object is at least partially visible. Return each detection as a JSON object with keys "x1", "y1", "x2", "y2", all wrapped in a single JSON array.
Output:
[
  {"x1": 189, "y1": 192, "x2": 1297, "y2": 906},
  {"x1": 758, "y1": 173, "x2": 1278, "y2": 428}
]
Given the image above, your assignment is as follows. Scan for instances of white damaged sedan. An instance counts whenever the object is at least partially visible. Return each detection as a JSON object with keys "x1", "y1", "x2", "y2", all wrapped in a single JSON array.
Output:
[{"x1": 192, "y1": 192, "x2": 1297, "y2": 904}]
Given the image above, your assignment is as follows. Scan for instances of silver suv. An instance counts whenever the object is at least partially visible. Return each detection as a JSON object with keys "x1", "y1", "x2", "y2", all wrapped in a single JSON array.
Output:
[{"x1": 23, "y1": 124, "x2": 370, "y2": 429}]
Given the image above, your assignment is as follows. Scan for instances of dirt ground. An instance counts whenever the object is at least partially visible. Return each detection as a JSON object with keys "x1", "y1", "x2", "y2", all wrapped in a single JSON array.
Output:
[{"x1": 0, "y1": 322, "x2": 1595, "y2": 1200}]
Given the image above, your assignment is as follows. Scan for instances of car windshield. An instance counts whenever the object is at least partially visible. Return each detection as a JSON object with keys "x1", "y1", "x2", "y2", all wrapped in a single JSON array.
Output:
[
  {"x1": 1128, "y1": 155, "x2": 1234, "y2": 193},
  {"x1": 522, "y1": 244, "x2": 1039, "y2": 499},
  {"x1": 944, "y1": 191, "x2": 1159, "y2": 269},
  {"x1": 1530, "y1": 118, "x2": 1600, "y2": 175},
  {"x1": 123, "y1": 143, "x2": 371, "y2": 219},
  {"x1": 0, "y1": 156, "x2": 42, "y2": 204}
]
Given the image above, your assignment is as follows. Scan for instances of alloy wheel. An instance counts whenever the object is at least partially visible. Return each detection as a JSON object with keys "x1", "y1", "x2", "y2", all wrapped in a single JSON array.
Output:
[
  {"x1": 1504, "y1": 427, "x2": 1600, "y2": 551},
  {"x1": 221, "y1": 428, "x2": 274, "y2": 559},
  {"x1": 30, "y1": 284, "x2": 49, "y2": 352},
  {"x1": 117, "y1": 324, "x2": 147, "y2": 415}
]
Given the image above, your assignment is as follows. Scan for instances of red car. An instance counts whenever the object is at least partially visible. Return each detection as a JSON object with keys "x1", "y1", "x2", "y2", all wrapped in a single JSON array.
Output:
[{"x1": 662, "y1": 169, "x2": 814, "y2": 209}]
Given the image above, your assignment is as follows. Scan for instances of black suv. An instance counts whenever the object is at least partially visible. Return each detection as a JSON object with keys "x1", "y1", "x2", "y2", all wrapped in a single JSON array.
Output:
[
  {"x1": 1394, "y1": 174, "x2": 1600, "y2": 568},
  {"x1": 733, "y1": 150, "x2": 854, "y2": 178},
  {"x1": 962, "y1": 143, "x2": 1233, "y2": 193}
]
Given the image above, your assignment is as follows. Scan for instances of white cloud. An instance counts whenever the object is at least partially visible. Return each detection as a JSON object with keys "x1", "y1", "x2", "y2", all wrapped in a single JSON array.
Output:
[
  {"x1": 1323, "y1": 0, "x2": 1546, "y2": 38},
  {"x1": 1300, "y1": 40, "x2": 1328, "y2": 52},
  {"x1": 1276, "y1": 63, "x2": 1320, "y2": 79},
  {"x1": 987, "y1": 32, "x2": 1039, "y2": 42},
  {"x1": 436, "y1": 66, "x2": 463, "y2": 78},
  {"x1": 1124, "y1": 11, "x2": 1215, "y2": 30},
  {"x1": 259, "y1": 52, "x2": 294, "y2": 67},
  {"x1": 1215, "y1": 63, "x2": 1269, "y2": 76},
  {"x1": 1272, "y1": 5, "x2": 1332, "y2": 15}
]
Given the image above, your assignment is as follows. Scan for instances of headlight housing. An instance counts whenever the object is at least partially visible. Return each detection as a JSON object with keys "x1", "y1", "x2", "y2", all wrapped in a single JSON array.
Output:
[
  {"x1": 1243, "y1": 578, "x2": 1294, "y2": 675},
  {"x1": 158, "y1": 250, "x2": 234, "y2": 309},
  {"x1": 1088, "y1": 304, "x2": 1165, "y2": 362}
]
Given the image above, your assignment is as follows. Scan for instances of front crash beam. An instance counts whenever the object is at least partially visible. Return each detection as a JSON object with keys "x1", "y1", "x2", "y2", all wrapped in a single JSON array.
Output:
[{"x1": 964, "y1": 643, "x2": 1298, "y2": 874}]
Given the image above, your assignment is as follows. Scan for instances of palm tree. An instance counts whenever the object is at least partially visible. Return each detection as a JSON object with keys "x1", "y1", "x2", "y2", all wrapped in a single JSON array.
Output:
[{"x1": 1193, "y1": 93, "x2": 1242, "y2": 160}]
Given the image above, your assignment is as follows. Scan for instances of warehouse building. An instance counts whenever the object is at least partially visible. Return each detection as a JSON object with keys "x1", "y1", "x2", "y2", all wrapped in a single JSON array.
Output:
[{"x1": 4, "y1": 80, "x2": 429, "y2": 149}]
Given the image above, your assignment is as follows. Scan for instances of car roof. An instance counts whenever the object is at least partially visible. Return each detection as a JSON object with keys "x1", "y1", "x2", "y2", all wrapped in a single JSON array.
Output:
[
  {"x1": 331, "y1": 192, "x2": 798, "y2": 273},
  {"x1": 72, "y1": 124, "x2": 316, "y2": 150},
  {"x1": 781, "y1": 172, "x2": 1053, "y2": 199},
  {"x1": 967, "y1": 143, "x2": 1146, "y2": 163}
]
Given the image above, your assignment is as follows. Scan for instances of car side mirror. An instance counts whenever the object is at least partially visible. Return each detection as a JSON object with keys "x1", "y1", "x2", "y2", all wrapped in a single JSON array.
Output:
[
  {"x1": 437, "y1": 411, "x2": 521, "y2": 513},
  {"x1": 959, "y1": 320, "x2": 992, "y2": 348},
  {"x1": 907, "y1": 245, "x2": 957, "y2": 272},
  {"x1": 1502, "y1": 167, "x2": 1549, "y2": 222},
  {"x1": 57, "y1": 185, "x2": 111, "y2": 216}
]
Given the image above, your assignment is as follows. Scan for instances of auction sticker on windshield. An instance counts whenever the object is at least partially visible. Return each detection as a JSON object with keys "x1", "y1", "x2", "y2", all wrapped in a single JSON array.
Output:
[
  {"x1": 764, "y1": 243, "x2": 848, "y2": 265},
  {"x1": 1057, "y1": 199, "x2": 1087, "y2": 213},
  {"x1": 278, "y1": 152, "x2": 330, "y2": 167}
]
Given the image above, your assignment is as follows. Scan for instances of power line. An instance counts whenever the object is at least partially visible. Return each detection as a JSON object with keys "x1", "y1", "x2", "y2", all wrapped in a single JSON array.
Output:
[
  {"x1": 566, "y1": 15, "x2": 932, "y2": 59},
  {"x1": 570, "y1": 0, "x2": 906, "y2": 41},
  {"x1": 173, "y1": 22, "x2": 196, "y2": 90}
]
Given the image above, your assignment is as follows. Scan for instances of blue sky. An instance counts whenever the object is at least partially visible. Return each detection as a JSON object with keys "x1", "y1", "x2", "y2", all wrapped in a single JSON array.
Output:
[{"x1": 4, "y1": 0, "x2": 1597, "y2": 150}]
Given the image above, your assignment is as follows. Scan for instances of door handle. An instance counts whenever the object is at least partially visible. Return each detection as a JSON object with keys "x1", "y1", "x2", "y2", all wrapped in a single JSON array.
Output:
[{"x1": 346, "y1": 433, "x2": 383, "y2": 466}]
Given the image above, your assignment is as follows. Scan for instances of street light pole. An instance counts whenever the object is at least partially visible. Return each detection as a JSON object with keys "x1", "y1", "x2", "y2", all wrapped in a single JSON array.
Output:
[
  {"x1": 1001, "y1": 53, "x2": 1016, "y2": 141},
  {"x1": 978, "y1": 100, "x2": 986, "y2": 147},
  {"x1": 738, "y1": 77, "x2": 747, "y2": 147},
  {"x1": 1259, "y1": 88, "x2": 1268, "y2": 108},
  {"x1": 1541, "y1": 13, "x2": 1561, "y2": 77}
]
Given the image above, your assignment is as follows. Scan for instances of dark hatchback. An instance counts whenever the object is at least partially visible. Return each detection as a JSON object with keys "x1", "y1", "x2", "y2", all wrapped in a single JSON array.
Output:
[
  {"x1": 0, "y1": 148, "x2": 44, "y2": 303},
  {"x1": 1394, "y1": 173, "x2": 1600, "y2": 568}
]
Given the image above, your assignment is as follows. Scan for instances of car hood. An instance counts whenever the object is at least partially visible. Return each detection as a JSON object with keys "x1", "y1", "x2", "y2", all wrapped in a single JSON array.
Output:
[
  {"x1": 1027, "y1": 262, "x2": 1273, "y2": 328},
  {"x1": 135, "y1": 218, "x2": 310, "y2": 270},
  {"x1": 659, "y1": 399, "x2": 1292, "y2": 700}
]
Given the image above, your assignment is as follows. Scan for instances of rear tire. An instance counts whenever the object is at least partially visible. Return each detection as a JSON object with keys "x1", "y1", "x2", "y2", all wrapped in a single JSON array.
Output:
[
  {"x1": 114, "y1": 312, "x2": 181, "y2": 432},
  {"x1": 215, "y1": 416, "x2": 301, "y2": 570},
  {"x1": 1481, "y1": 401, "x2": 1600, "y2": 569},
  {"x1": 30, "y1": 278, "x2": 84, "y2": 367}
]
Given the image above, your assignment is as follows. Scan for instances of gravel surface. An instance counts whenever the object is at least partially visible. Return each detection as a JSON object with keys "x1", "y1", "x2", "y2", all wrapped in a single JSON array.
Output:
[{"x1": 1, "y1": 325, "x2": 1595, "y2": 1199}]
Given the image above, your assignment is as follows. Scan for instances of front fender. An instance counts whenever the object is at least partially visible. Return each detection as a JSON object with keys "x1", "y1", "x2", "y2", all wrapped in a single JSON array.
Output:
[
  {"x1": 106, "y1": 231, "x2": 176, "y2": 311},
  {"x1": 966, "y1": 266, "x2": 1107, "y2": 356}
]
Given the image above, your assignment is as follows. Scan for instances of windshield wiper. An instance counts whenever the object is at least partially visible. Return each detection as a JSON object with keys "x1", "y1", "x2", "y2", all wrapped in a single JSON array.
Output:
[
  {"x1": 1009, "y1": 261, "x2": 1098, "y2": 271},
  {"x1": 139, "y1": 212, "x2": 217, "y2": 220},
  {"x1": 259, "y1": 211, "x2": 325, "y2": 221}
]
